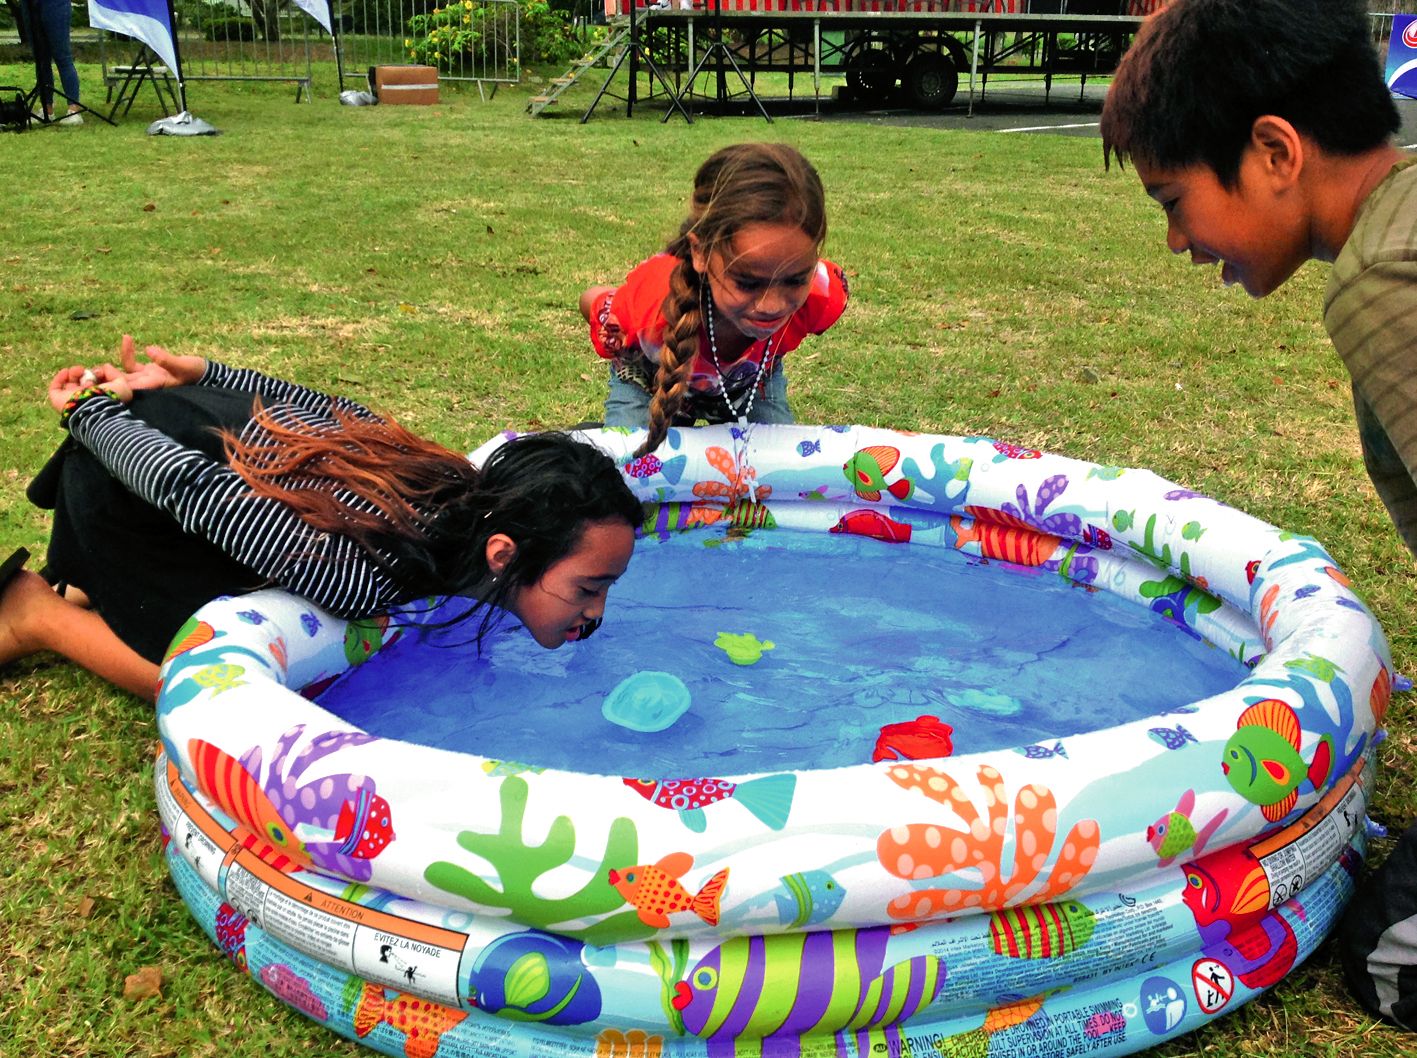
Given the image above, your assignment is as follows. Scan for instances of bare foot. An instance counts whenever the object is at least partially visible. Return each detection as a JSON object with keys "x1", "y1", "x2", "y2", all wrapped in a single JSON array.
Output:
[{"x1": 0, "y1": 569, "x2": 75, "y2": 665}]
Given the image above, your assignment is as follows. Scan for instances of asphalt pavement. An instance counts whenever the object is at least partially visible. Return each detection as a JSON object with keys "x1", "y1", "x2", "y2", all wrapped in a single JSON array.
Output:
[{"x1": 792, "y1": 82, "x2": 1417, "y2": 145}]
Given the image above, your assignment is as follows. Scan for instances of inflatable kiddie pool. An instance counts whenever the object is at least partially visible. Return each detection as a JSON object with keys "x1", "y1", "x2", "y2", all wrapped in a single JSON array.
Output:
[{"x1": 155, "y1": 425, "x2": 1390, "y2": 1058}]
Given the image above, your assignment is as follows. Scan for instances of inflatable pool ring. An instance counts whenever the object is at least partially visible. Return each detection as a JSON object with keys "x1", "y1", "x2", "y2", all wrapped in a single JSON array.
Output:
[{"x1": 155, "y1": 424, "x2": 1391, "y2": 1058}]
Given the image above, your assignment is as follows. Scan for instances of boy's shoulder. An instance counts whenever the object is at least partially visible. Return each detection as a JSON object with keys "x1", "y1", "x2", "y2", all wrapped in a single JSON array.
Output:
[{"x1": 1333, "y1": 159, "x2": 1417, "y2": 283}]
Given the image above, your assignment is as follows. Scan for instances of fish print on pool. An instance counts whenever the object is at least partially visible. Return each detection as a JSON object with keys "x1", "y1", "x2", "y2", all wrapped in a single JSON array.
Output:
[
  {"x1": 466, "y1": 929, "x2": 603, "y2": 1025},
  {"x1": 672, "y1": 926, "x2": 945, "y2": 1058}
]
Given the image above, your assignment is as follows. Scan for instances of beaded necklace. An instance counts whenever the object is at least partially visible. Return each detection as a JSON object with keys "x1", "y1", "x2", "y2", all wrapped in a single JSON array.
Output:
[{"x1": 704, "y1": 286, "x2": 778, "y2": 505}]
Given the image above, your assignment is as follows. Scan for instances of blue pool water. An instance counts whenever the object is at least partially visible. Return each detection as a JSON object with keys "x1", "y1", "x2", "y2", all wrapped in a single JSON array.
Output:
[{"x1": 317, "y1": 528, "x2": 1250, "y2": 775}]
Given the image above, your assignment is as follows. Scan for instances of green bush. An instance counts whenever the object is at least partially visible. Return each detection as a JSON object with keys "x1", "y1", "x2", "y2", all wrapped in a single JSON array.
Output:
[
  {"x1": 203, "y1": 15, "x2": 257, "y2": 39},
  {"x1": 405, "y1": 0, "x2": 581, "y2": 69}
]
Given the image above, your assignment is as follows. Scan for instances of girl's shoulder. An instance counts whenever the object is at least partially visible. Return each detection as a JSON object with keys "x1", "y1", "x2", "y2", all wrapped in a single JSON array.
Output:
[
  {"x1": 622, "y1": 252, "x2": 680, "y2": 293},
  {"x1": 796, "y1": 258, "x2": 849, "y2": 333}
]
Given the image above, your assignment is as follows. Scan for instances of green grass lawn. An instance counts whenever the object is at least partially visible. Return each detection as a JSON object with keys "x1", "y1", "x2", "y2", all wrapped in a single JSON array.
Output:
[{"x1": 2, "y1": 61, "x2": 1415, "y2": 1057}]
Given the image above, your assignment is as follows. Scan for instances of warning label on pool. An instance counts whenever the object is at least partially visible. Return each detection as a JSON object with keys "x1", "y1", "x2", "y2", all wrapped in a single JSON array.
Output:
[
  {"x1": 1252, "y1": 766, "x2": 1365, "y2": 908},
  {"x1": 160, "y1": 755, "x2": 468, "y2": 1007}
]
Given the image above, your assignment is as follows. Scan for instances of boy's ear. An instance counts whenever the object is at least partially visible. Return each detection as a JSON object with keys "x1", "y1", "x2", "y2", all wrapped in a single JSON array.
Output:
[
  {"x1": 485, "y1": 533, "x2": 518, "y2": 577},
  {"x1": 1248, "y1": 115, "x2": 1305, "y2": 188}
]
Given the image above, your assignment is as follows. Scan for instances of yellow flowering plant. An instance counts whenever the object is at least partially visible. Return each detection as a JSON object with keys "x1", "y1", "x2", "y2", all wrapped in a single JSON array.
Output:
[{"x1": 405, "y1": 0, "x2": 581, "y2": 69}]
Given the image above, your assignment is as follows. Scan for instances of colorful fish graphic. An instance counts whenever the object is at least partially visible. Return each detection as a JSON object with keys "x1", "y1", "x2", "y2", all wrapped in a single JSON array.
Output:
[
  {"x1": 871, "y1": 715, "x2": 954, "y2": 763},
  {"x1": 797, "y1": 439, "x2": 822, "y2": 457},
  {"x1": 830, "y1": 509, "x2": 913, "y2": 544},
  {"x1": 353, "y1": 983, "x2": 466, "y2": 1058},
  {"x1": 988, "y1": 901, "x2": 1096, "y2": 959},
  {"x1": 1222, "y1": 699, "x2": 1334, "y2": 821},
  {"x1": 188, "y1": 734, "x2": 396, "y2": 876},
  {"x1": 235, "y1": 828, "x2": 305, "y2": 875},
  {"x1": 624, "y1": 453, "x2": 663, "y2": 478},
  {"x1": 624, "y1": 775, "x2": 796, "y2": 832},
  {"x1": 672, "y1": 926, "x2": 945, "y2": 1056},
  {"x1": 344, "y1": 615, "x2": 396, "y2": 665},
  {"x1": 608, "y1": 852, "x2": 728, "y2": 928},
  {"x1": 991, "y1": 441, "x2": 1041, "y2": 461},
  {"x1": 1182, "y1": 846, "x2": 1295, "y2": 989},
  {"x1": 1149, "y1": 724, "x2": 1197, "y2": 750},
  {"x1": 162, "y1": 616, "x2": 219, "y2": 663},
  {"x1": 215, "y1": 903, "x2": 249, "y2": 972},
  {"x1": 1182, "y1": 848, "x2": 1271, "y2": 929},
  {"x1": 642, "y1": 501, "x2": 700, "y2": 541},
  {"x1": 1147, "y1": 789, "x2": 1228, "y2": 868},
  {"x1": 189, "y1": 738, "x2": 314, "y2": 866},
  {"x1": 466, "y1": 929, "x2": 602, "y2": 1025},
  {"x1": 1081, "y1": 525, "x2": 1113, "y2": 549},
  {"x1": 951, "y1": 509, "x2": 1060, "y2": 567},
  {"x1": 722, "y1": 500, "x2": 776, "y2": 530},
  {"x1": 843, "y1": 446, "x2": 915, "y2": 502},
  {"x1": 624, "y1": 452, "x2": 688, "y2": 484},
  {"x1": 260, "y1": 964, "x2": 328, "y2": 1020},
  {"x1": 1015, "y1": 741, "x2": 1068, "y2": 760},
  {"x1": 334, "y1": 788, "x2": 396, "y2": 859},
  {"x1": 481, "y1": 759, "x2": 547, "y2": 778},
  {"x1": 775, "y1": 870, "x2": 847, "y2": 929}
]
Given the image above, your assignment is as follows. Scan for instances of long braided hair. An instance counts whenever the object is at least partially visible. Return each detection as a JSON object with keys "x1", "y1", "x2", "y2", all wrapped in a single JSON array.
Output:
[
  {"x1": 634, "y1": 143, "x2": 828, "y2": 458},
  {"x1": 224, "y1": 407, "x2": 641, "y2": 645}
]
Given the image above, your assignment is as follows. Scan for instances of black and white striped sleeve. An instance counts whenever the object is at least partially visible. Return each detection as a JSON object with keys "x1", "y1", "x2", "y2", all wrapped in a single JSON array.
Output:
[
  {"x1": 66, "y1": 396, "x2": 400, "y2": 618},
  {"x1": 198, "y1": 360, "x2": 382, "y2": 423}
]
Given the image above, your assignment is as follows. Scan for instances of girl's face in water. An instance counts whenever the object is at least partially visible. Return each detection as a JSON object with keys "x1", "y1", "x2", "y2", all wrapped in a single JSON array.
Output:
[{"x1": 502, "y1": 518, "x2": 635, "y2": 649}]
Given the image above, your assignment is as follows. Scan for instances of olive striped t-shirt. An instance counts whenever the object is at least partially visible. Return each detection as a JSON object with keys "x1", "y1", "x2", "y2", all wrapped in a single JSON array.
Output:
[{"x1": 1324, "y1": 158, "x2": 1417, "y2": 556}]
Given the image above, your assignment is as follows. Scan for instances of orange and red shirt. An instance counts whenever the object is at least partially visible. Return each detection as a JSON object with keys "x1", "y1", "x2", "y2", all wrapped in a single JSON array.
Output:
[{"x1": 589, "y1": 253, "x2": 849, "y2": 421}]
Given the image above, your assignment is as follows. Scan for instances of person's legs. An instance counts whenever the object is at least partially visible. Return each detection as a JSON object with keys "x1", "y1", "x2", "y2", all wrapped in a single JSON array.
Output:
[
  {"x1": 604, "y1": 367, "x2": 653, "y2": 429},
  {"x1": 0, "y1": 565, "x2": 158, "y2": 698},
  {"x1": 747, "y1": 365, "x2": 794, "y2": 425},
  {"x1": 21, "y1": 0, "x2": 55, "y2": 116},
  {"x1": 1338, "y1": 822, "x2": 1417, "y2": 1030},
  {"x1": 29, "y1": 387, "x2": 266, "y2": 665},
  {"x1": 33, "y1": 0, "x2": 79, "y2": 114}
]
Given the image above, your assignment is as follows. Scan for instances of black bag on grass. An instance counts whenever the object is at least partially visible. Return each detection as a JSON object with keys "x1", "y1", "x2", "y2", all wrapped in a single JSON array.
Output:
[{"x1": 0, "y1": 86, "x2": 30, "y2": 132}]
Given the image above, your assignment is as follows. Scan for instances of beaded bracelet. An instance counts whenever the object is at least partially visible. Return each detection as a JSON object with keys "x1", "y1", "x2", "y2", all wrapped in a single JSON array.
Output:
[{"x1": 59, "y1": 385, "x2": 111, "y2": 429}]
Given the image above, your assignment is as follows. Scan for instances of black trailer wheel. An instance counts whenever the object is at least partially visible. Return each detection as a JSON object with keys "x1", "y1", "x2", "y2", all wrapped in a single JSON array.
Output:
[
  {"x1": 844, "y1": 36, "x2": 898, "y2": 101},
  {"x1": 905, "y1": 51, "x2": 959, "y2": 109}
]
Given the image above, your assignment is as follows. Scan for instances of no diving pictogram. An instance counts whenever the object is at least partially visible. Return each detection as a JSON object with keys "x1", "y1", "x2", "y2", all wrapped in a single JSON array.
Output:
[{"x1": 1191, "y1": 958, "x2": 1234, "y2": 1015}]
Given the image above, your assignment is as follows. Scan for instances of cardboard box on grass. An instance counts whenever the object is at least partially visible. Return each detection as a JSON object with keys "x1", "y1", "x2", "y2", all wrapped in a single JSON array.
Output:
[{"x1": 370, "y1": 65, "x2": 439, "y2": 105}]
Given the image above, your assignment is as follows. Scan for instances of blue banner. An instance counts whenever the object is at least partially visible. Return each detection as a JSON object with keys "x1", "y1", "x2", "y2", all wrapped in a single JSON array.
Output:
[
  {"x1": 1385, "y1": 13, "x2": 1417, "y2": 100},
  {"x1": 87, "y1": 0, "x2": 180, "y2": 81}
]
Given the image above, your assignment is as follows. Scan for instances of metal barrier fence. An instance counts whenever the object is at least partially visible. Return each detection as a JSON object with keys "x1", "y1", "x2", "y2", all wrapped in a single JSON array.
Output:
[
  {"x1": 98, "y1": 2, "x2": 328, "y2": 102},
  {"x1": 334, "y1": 0, "x2": 519, "y2": 93},
  {"x1": 91, "y1": 0, "x2": 520, "y2": 104}
]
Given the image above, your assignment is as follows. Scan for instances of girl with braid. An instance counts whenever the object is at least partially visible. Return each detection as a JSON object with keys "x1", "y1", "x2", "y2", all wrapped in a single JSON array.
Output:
[
  {"x1": 0, "y1": 337, "x2": 640, "y2": 700},
  {"x1": 580, "y1": 142, "x2": 848, "y2": 456}
]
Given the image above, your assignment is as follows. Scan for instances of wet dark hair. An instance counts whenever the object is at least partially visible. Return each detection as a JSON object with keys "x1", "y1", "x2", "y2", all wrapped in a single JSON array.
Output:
[
  {"x1": 635, "y1": 142, "x2": 828, "y2": 458},
  {"x1": 1101, "y1": 0, "x2": 1399, "y2": 187},
  {"x1": 227, "y1": 416, "x2": 641, "y2": 645}
]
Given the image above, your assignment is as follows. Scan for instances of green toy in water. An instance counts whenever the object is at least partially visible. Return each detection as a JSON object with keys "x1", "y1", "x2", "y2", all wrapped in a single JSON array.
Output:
[
  {"x1": 602, "y1": 671, "x2": 692, "y2": 733},
  {"x1": 715, "y1": 632, "x2": 775, "y2": 666}
]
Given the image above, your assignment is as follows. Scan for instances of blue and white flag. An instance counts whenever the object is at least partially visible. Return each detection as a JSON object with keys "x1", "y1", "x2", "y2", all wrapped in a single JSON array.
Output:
[
  {"x1": 1385, "y1": 13, "x2": 1417, "y2": 100},
  {"x1": 87, "y1": 0, "x2": 181, "y2": 78},
  {"x1": 291, "y1": 0, "x2": 333, "y2": 35}
]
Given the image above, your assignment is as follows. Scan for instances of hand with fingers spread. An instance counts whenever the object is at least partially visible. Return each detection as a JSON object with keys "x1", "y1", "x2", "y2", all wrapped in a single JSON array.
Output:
[{"x1": 115, "y1": 334, "x2": 206, "y2": 392}]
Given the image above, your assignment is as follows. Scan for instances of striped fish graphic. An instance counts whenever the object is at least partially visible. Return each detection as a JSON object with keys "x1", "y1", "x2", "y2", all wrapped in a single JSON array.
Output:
[{"x1": 672, "y1": 926, "x2": 944, "y2": 1056}]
